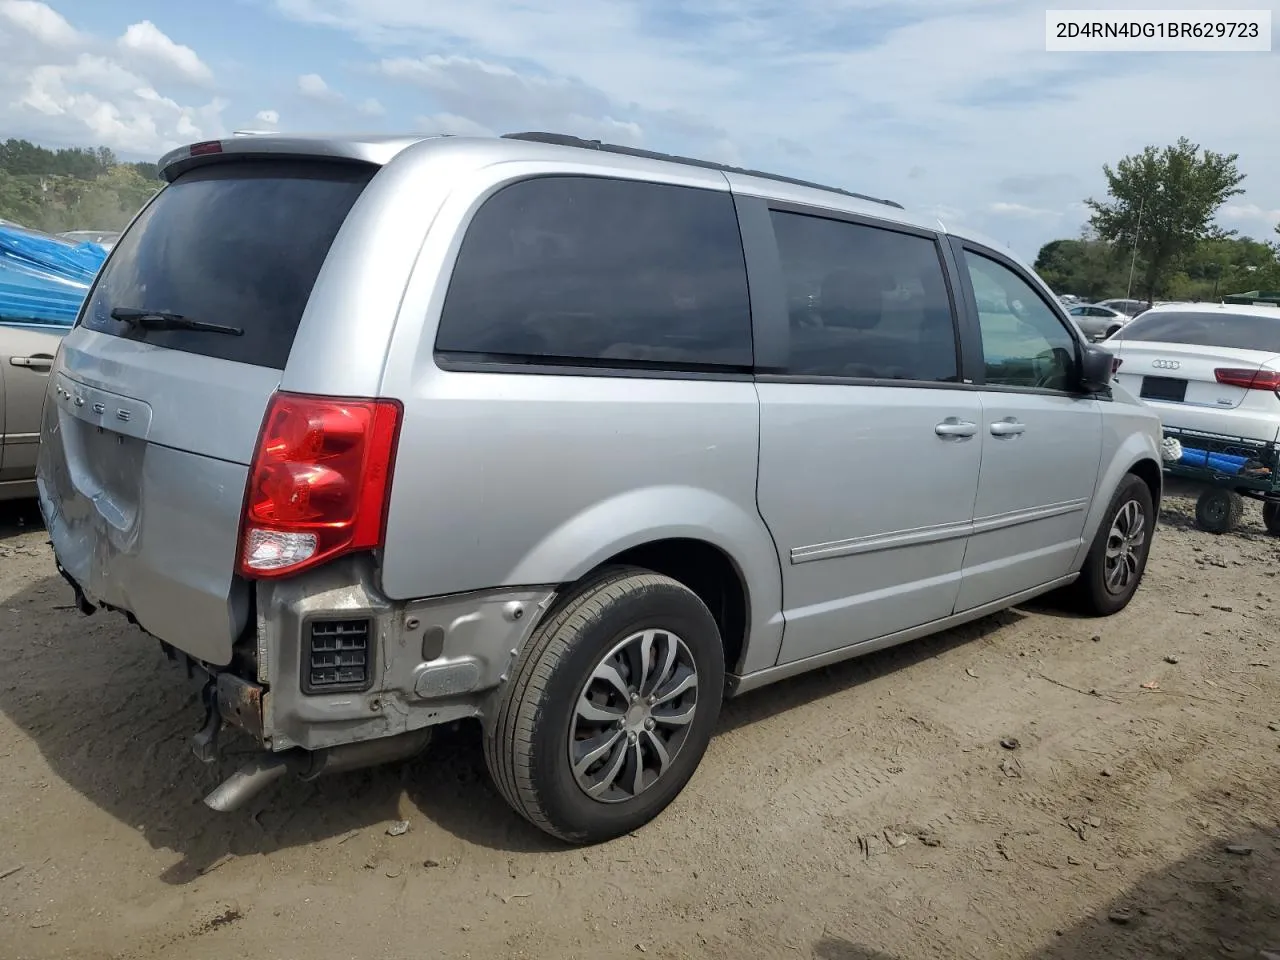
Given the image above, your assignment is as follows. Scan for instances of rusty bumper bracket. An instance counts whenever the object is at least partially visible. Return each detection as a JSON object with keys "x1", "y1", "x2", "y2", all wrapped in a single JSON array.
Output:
[
  {"x1": 191, "y1": 673, "x2": 266, "y2": 764},
  {"x1": 215, "y1": 672, "x2": 265, "y2": 742}
]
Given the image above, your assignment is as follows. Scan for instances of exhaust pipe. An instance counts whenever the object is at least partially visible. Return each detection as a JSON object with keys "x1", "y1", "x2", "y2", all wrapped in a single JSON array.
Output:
[
  {"x1": 202, "y1": 729, "x2": 433, "y2": 813},
  {"x1": 203, "y1": 753, "x2": 297, "y2": 812}
]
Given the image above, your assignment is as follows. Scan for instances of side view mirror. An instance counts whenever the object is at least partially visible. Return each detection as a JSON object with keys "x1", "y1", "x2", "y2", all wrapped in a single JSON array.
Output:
[{"x1": 1078, "y1": 343, "x2": 1114, "y2": 393}]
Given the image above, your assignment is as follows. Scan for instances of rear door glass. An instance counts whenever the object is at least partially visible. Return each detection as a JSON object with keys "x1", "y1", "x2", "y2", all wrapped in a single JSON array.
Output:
[
  {"x1": 768, "y1": 211, "x2": 959, "y2": 382},
  {"x1": 80, "y1": 160, "x2": 375, "y2": 369},
  {"x1": 1113, "y1": 311, "x2": 1280, "y2": 353},
  {"x1": 436, "y1": 175, "x2": 752, "y2": 369}
]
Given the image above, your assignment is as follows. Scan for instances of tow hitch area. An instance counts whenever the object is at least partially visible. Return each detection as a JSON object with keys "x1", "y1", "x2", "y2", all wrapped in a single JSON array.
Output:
[{"x1": 190, "y1": 672, "x2": 267, "y2": 763}]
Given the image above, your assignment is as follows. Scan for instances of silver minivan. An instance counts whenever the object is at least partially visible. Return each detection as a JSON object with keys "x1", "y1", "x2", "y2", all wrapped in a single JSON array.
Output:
[{"x1": 36, "y1": 132, "x2": 1162, "y2": 843}]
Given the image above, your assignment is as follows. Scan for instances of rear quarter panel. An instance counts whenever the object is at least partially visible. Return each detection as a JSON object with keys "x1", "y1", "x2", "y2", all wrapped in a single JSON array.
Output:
[{"x1": 371, "y1": 157, "x2": 785, "y2": 675}]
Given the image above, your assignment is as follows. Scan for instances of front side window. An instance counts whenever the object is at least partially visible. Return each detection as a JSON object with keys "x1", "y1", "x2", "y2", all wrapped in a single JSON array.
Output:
[
  {"x1": 769, "y1": 211, "x2": 959, "y2": 381},
  {"x1": 436, "y1": 176, "x2": 752, "y2": 369},
  {"x1": 964, "y1": 251, "x2": 1079, "y2": 391}
]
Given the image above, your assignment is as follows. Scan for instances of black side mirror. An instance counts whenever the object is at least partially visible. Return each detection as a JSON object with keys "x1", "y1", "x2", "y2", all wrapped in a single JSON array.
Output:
[{"x1": 1078, "y1": 343, "x2": 1114, "y2": 393}]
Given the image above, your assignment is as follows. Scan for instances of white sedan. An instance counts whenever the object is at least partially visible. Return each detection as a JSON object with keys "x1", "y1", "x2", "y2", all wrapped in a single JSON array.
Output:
[{"x1": 1109, "y1": 301, "x2": 1280, "y2": 445}]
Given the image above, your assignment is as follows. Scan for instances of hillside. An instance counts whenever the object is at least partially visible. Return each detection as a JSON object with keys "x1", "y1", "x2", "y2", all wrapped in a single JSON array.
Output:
[{"x1": 0, "y1": 139, "x2": 160, "y2": 235}]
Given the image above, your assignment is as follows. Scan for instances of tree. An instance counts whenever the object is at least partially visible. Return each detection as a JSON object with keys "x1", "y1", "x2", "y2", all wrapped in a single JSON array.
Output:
[
  {"x1": 1085, "y1": 138, "x2": 1245, "y2": 303},
  {"x1": 0, "y1": 139, "x2": 161, "y2": 232},
  {"x1": 1033, "y1": 234, "x2": 1127, "y2": 301}
]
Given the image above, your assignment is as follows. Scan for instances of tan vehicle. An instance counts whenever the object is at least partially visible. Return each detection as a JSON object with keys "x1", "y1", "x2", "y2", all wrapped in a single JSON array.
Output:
[{"x1": 1, "y1": 323, "x2": 62, "y2": 500}]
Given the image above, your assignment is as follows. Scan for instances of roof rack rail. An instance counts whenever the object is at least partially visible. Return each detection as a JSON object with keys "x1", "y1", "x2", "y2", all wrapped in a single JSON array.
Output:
[{"x1": 500, "y1": 132, "x2": 904, "y2": 210}]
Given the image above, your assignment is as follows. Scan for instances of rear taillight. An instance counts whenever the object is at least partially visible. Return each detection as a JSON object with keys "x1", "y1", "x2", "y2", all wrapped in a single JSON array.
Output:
[
  {"x1": 237, "y1": 392, "x2": 402, "y2": 578},
  {"x1": 1111, "y1": 357, "x2": 1123, "y2": 373},
  {"x1": 1214, "y1": 368, "x2": 1280, "y2": 391}
]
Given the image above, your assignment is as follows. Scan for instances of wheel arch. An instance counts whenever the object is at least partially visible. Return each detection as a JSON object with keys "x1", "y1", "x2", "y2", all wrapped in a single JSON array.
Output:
[
  {"x1": 603, "y1": 538, "x2": 750, "y2": 676},
  {"x1": 1127, "y1": 456, "x2": 1163, "y2": 514},
  {"x1": 503, "y1": 486, "x2": 784, "y2": 676},
  {"x1": 1072, "y1": 426, "x2": 1163, "y2": 572}
]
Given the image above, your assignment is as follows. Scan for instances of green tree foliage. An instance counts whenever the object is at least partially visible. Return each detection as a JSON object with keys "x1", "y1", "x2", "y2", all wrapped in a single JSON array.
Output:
[
  {"x1": 1033, "y1": 235, "x2": 1127, "y2": 301},
  {"x1": 1170, "y1": 237, "x2": 1280, "y2": 299},
  {"x1": 0, "y1": 138, "x2": 160, "y2": 234},
  {"x1": 1084, "y1": 137, "x2": 1245, "y2": 303}
]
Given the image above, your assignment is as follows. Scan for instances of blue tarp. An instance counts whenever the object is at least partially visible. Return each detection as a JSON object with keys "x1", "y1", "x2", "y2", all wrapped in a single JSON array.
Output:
[{"x1": 0, "y1": 223, "x2": 108, "y2": 326}]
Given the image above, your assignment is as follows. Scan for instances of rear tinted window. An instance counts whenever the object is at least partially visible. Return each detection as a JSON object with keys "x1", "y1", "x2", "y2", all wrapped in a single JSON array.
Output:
[
  {"x1": 80, "y1": 160, "x2": 374, "y2": 369},
  {"x1": 770, "y1": 211, "x2": 958, "y2": 381},
  {"x1": 1113, "y1": 310, "x2": 1280, "y2": 353},
  {"x1": 436, "y1": 176, "x2": 752, "y2": 369}
]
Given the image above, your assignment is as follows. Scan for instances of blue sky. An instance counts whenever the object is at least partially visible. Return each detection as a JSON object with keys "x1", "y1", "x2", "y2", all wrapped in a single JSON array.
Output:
[{"x1": 1, "y1": 0, "x2": 1277, "y2": 260}]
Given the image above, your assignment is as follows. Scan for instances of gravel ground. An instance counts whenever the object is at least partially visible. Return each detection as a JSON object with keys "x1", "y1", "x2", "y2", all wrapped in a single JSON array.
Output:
[{"x1": 1, "y1": 487, "x2": 1278, "y2": 960}]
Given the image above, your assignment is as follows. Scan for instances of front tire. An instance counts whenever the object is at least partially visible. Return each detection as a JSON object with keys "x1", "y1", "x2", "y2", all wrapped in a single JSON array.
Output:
[
  {"x1": 1066, "y1": 474, "x2": 1153, "y2": 616},
  {"x1": 484, "y1": 567, "x2": 724, "y2": 844}
]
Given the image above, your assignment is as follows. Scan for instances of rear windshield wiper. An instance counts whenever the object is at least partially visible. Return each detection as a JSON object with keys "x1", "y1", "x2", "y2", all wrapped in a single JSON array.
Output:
[{"x1": 110, "y1": 307, "x2": 243, "y2": 337}]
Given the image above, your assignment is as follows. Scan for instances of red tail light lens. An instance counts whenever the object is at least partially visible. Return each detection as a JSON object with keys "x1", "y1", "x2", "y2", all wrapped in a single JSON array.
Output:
[
  {"x1": 190, "y1": 140, "x2": 224, "y2": 156},
  {"x1": 237, "y1": 392, "x2": 402, "y2": 578},
  {"x1": 1111, "y1": 357, "x2": 1123, "y2": 374},
  {"x1": 1214, "y1": 368, "x2": 1280, "y2": 391}
]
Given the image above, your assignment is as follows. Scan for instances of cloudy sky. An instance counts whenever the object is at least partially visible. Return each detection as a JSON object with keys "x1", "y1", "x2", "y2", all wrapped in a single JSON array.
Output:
[{"x1": 0, "y1": 0, "x2": 1276, "y2": 259}]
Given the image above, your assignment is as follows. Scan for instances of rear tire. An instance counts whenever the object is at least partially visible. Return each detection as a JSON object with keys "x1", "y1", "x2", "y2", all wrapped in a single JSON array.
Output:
[
  {"x1": 1104, "y1": 325, "x2": 1121, "y2": 339},
  {"x1": 1262, "y1": 501, "x2": 1280, "y2": 536},
  {"x1": 1065, "y1": 474, "x2": 1153, "y2": 617},
  {"x1": 1195, "y1": 489, "x2": 1244, "y2": 534},
  {"x1": 484, "y1": 566, "x2": 724, "y2": 844}
]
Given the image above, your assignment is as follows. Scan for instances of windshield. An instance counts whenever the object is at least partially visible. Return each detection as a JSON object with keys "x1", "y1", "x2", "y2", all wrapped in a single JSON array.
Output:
[
  {"x1": 79, "y1": 159, "x2": 375, "y2": 369},
  {"x1": 1112, "y1": 310, "x2": 1280, "y2": 353}
]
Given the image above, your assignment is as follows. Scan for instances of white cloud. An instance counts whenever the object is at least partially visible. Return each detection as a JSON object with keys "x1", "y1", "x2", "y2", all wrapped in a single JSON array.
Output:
[
  {"x1": 297, "y1": 71, "x2": 382, "y2": 115},
  {"x1": 297, "y1": 72, "x2": 340, "y2": 102},
  {"x1": 415, "y1": 112, "x2": 495, "y2": 137},
  {"x1": 17, "y1": 55, "x2": 225, "y2": 150},
  {"x1": 0, "y1": 8, "x2": 226, "y2": 155},
  {"x1": 117, "y1": 20, "x2": 213, "y2": 86},
  {"x1": 254, "y1": 108, "x2": 280, "y2": 126},
  {"x1": 0, "y1": 0, "x2": 79, "y2": 46},
  {"x1": 988, "y1": 201, "x2": 1062, "y2": 221},
  {"x1": 276, "y1": 0, "x2": 1280, "y2": 259},
  {"x1": 1220, "y1": 204, "x2": 1280, "y2": 227}
]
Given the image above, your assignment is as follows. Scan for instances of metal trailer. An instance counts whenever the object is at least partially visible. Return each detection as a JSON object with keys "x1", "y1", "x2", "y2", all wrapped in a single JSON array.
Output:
[{"x1": 1162, "y1": 425, "x2": 1280, "y2": 534}]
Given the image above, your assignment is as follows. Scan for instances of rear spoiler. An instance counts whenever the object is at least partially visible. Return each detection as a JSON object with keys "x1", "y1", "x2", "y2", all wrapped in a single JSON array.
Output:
[{"x1": 156, "y1": 135, "x2": 441, "y2": 182}]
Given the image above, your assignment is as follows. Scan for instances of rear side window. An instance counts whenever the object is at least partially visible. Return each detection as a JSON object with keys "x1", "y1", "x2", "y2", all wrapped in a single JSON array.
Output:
[
  {"x1": 1113, "y1": 311, "x2": 1280, "y2": 353},
  {"x1": 80, "y1": 160, "x2": 375, "y2": 369},
  {"x1": 436, "y1": 176, "x2": 752, "y2": 369},
  {"x1": 769, "y1": 211, "x2": 959, "y2": 381}
]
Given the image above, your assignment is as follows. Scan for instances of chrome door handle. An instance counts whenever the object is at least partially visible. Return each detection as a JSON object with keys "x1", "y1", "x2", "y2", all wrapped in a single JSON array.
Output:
[
  {"x1": 935, "y1": 418, "x2": 978, "y2": 438},
  {"x1": 10, "y1": 354, "x2": 53, "y2": 371},
  {"x1": 990, "y1": 419, "x2": 1026, "y2": 437}
]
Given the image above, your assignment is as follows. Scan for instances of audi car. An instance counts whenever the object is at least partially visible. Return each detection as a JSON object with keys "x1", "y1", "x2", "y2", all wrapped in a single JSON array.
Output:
[{"x1": 1108, "y1": 301, "x2": 1280, "y2": 444}]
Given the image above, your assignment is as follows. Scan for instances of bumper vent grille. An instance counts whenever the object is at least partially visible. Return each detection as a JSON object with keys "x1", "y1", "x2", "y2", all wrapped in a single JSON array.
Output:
[{"x1": 305, "y1": 619, "x2": 372, "y2": 693}]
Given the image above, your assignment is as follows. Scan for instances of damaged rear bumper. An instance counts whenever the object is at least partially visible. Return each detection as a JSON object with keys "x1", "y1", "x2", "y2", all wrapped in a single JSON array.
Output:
[{"x1": 54, "y1": 551, "x2": 556, "y2": 810}]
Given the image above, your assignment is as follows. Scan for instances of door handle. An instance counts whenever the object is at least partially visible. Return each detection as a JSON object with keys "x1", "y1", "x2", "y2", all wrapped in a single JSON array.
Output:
[
  {"x1": 10, "y1": 354, "x2": 53, "y2": 371},
  {"x1": 935, "y1": 418, "x2": 978, "y2": 438},
  {"x1": 990, "y1": 419, "x2": 1026, "y2": 438}
]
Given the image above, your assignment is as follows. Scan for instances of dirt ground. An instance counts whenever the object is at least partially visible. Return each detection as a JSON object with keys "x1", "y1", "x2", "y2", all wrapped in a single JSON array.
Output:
[{"x1": 2, "y1": 486, "x2": 1279, "y2": 960}]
